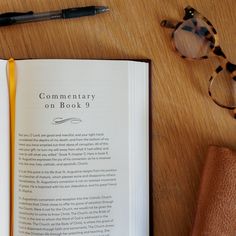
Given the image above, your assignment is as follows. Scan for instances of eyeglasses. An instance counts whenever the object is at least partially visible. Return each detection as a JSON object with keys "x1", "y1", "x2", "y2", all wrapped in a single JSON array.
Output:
[{"x1": 161, "y1": 6, "x2": 236, "y2": 118}]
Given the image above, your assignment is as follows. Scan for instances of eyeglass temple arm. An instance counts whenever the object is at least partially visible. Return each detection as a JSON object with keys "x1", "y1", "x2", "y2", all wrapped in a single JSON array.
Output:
[
  {"x1": 160, "y1": 20, "x2": 182, "y2": 29},
  {"x1": 161, "y1": 19, "x2": 213, "y2": 41}
]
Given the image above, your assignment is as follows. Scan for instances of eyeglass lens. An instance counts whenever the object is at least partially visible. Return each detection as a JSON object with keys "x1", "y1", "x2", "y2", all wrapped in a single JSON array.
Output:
[{"x1": 173, "y1": 18, "x2": 214, "y2": 59}]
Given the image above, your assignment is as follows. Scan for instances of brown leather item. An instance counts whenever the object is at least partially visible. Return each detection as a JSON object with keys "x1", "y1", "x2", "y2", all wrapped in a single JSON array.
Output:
[{"x1": 191, "y1": 146, "x2": 236, "y2": 236}]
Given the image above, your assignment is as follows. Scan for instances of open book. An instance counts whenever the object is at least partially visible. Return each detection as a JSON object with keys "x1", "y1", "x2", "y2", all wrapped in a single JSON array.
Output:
[{"x1": 0, "y1": 59, "x2": 149, "y2": 236}]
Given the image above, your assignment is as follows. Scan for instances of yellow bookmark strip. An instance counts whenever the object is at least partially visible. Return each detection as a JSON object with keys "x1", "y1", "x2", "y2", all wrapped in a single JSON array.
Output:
[{"x1": 8, "y1": 58, "x2": 16, "y2": 236}]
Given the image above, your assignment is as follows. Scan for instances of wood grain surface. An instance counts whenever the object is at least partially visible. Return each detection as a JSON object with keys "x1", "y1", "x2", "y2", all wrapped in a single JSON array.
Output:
[{"x1": 1, "y1": 0, "x2": 235, "y2": 235}]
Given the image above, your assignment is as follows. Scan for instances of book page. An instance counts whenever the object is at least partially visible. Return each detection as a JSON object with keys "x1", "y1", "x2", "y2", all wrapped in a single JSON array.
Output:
[
  {"x1": 0, "y1": 60, "x2": 10, "y2": 236},
  {"x1": 128, "y1": 62, "x2": 149, "y2": 236},
  {"x1": 14, "y1": 60, "x2": 132, "y2": 236}
]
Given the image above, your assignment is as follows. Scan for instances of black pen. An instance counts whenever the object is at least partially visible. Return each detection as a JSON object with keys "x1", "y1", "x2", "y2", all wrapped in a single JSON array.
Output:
[{"x1": 0, "y1": 6, "x2": 109, "y2": 27}]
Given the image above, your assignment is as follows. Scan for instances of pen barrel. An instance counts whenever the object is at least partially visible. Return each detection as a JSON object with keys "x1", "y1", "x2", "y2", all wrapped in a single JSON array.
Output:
[
  {"x1": 62, "y1": 6, "x2": 96, "y2": 19},
  {"x1": 0, "y1": 17, "x2": 15, "y2": 26}
]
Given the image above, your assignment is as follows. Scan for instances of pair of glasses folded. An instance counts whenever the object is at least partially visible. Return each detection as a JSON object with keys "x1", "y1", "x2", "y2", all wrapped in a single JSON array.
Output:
[{"x1": 161, "y1": 6, "x2": 236, "y2": 118}]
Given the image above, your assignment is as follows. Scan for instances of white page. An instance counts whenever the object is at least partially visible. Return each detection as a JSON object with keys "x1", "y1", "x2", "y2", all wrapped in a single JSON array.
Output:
[
  {"x1": 14, "y1": 60, "x2": 132, "y2": 236},
  {"x1": 0, "y1": 60, "x2": 10, "y2": 236},
  {"x1": 128, "y1": 62, "x2": 149, "y2": 236}
]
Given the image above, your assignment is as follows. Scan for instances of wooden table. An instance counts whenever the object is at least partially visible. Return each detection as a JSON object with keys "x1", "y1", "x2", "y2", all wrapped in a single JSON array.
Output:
[{"x1": 1, "y1": 0, "x2": 235, "y2": 235}]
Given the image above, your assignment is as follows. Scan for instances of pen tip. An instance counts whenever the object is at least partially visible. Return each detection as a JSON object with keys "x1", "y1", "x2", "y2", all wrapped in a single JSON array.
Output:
[{"x1": 95, "y1": 6, "x2": 110, "y2": 14}]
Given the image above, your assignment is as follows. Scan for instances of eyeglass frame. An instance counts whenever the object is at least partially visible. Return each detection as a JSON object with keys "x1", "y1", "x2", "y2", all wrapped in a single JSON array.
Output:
[{"x1": 161, "y1": 6, "x2": 236, "y2": 117}]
